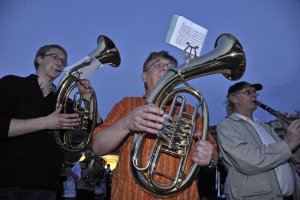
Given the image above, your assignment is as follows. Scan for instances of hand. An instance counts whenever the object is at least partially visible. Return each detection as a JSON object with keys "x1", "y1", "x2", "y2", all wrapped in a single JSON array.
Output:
[
  {"x1": 192, "y1": 140, "x2": 213, "y2": 166},
  {"x1": 125, "y1": 104, "x2": 165, "y2": 134},
  {"x1": 285, "y1": 119, "x2": 300, "y2": 151},
  {"x1": 44, "y1": 106, "x2": 80, "y2": 130},
  {"x1": 277, "y1": 112, "x2": 291, "y2": 129},
  {"x1": 77, "y1": 79, "x2": 93, "y2": 100}
]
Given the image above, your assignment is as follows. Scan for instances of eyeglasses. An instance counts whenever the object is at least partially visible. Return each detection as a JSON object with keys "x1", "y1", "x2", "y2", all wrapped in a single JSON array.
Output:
[
  {"x1": 148, "y1": 61, "x2": 175, "y2": 71},
  {"x1": 44, "y1": 54, "x2": 67, "y2": 67},
  {"x1": 233, "y1": 90, "x2": 259, "y2": 97}
]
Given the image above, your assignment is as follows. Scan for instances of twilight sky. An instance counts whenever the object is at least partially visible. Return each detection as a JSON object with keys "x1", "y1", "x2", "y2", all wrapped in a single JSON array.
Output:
[{"x1": 1, "y1": 0, "x2": 299, "y2": 125}]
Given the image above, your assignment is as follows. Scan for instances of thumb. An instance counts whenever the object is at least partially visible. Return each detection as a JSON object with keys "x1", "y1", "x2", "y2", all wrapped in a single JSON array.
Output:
[{"x1": 55, "y1": 104, "x2": 63, "y2": 113}]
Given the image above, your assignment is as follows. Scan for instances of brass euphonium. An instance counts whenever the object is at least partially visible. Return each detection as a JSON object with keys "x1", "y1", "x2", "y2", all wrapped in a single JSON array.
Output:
[
  {"x1": 53, "y1": 35, "x2": 121, "y2": 152},
  {"x1": 130, "y1": 33, "x2": 246, "y2": 197},
  {"x1": 86, "y1": 155, "x2": 106, "y2": 185}
]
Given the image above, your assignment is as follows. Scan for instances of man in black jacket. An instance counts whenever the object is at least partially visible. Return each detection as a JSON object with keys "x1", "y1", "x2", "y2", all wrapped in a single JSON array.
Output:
[{"x1": 0, "y1": 44, "x2": 94, "y2": 200}]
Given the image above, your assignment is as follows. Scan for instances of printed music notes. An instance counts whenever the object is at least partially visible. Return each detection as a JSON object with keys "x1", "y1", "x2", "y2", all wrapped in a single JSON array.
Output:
[{"x1": 165, "y1": 15, "x2": 208, "y2": 57}]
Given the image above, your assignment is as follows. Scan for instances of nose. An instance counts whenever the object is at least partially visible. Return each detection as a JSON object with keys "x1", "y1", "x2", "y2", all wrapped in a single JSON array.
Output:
[
  {"x1": 53, "y1": 56, "x2": 66, "y2": 67},
  {"x1": 161, "y1": 65, "x2": 171, "y2": 71},
  {"x1": 55, "y1": 59, "x2": 64, "y2": 67}
]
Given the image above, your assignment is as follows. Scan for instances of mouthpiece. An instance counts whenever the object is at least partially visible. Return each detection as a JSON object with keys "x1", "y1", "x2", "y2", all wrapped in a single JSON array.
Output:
[{"x1": 53, "y1": 67, "x2": 63, "y2": 72}]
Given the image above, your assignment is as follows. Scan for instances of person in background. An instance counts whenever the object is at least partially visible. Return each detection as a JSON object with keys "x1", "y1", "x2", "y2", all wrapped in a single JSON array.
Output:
[
  {"x1": 76, "y1": 149, "x2": 97, "y2": 200},
  {"x1": 104, "y1": 164, "x2": 112, "y2": 200},
  {"x1": 0, "y1": 44, "x2": 94, "y2": 200},
  {"x1": 217, "y1": 81, "x2": 300, "y2": 200},
  {"x1": 104, "y1": 164, "x2": 111, "y2": 175},
  {"x1": 61, "y1": 163, "x2": 81, "y2": 200},
  {"x1": 92, "y1": 50, "x2": 218, "y2": 200}
]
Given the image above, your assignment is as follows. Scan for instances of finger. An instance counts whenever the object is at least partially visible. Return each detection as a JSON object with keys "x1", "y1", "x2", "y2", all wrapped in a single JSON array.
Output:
[
  {"x1": 290, "y1": 119, "x2": 300, "y2": 127},
  {"x1": 77, "y1": 79, "x2": 90, "y2": 89},
  {"x1": 144, "y1": 105, "x2": 164, "y2": 116},
  {"x1": 191, "y1": 152, "x2": 211, "y2": 166},
  {"x1": 59, "y1": 119, "x2": 80, "y2": 128},
  {"x1": 60, "y1": 113, "x2": 79, "y2": 119},
  {"x1": 194, "y1": 141, "x2": 213, "y2": 154},
  {"x1": 143, "y1": 113, "x2": 165, "y2": 124},
  {"x1": 56, "y1": 104, "x2": 63, "y2": 110},
  {"x1": 133, "y1": 107, "x2": 164, "y2": 124},
  {"x1": 130, "y1": 115, "x2": 163, "y2": 133},
  {"x1": 196, "y1": 140, "x2": 210, "y2": 148},
  {"x1": 140, "y1": 119, "x2": 164, "y2": 130}
]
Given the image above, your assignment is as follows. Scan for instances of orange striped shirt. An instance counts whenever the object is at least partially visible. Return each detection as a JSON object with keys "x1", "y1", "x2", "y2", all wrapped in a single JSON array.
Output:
[{"x1": 93, "y1": 96, "x2": 218, "y2": 200}]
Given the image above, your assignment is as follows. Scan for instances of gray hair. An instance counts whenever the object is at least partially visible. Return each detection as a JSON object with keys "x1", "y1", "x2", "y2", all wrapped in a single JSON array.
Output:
[
  {"x1": 226, "y1": 96, "x2": 234, "y2": 116},
  {"x1": 142, "y1": 51, "x2": 177, "y2": 90},
  {"x1": 142, "y1": 50, "x2": 177, "y2": 72}
]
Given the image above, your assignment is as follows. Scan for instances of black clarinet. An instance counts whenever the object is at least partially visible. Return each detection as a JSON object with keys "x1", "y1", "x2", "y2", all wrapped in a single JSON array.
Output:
[{"x1": 256, "y1": 101, "x2": 293, "y2": 125}]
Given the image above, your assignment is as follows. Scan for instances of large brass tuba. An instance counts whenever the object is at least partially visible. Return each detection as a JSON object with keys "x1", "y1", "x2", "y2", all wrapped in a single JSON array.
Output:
[
  {"x1": 53, "y1": 35, "x2": 121, "y2": 152},
  {"x1": 130, "y1": 33, "x2": 246, "y2": 197}
]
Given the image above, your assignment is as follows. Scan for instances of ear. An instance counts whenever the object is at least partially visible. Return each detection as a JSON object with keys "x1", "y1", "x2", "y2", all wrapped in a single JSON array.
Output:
[
  {"x1": 142, "y1": 72, "x2": 147, "y2": 82},
  {"x1": 230, "y1": 95, "x2": 238, "y2": 104},
  {"x1": 36, "y1": 55, "x2": 43, "y2": 66}
]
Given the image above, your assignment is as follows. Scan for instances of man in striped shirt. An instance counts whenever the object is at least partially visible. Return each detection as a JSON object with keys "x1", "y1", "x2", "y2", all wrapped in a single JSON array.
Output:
[{"x1": 92, "y1": 51, "x2": 218, "y2": 200}]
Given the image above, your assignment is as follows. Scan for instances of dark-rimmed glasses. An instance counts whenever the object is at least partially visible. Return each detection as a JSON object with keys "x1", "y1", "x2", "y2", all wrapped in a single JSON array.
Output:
[
  {"x1": 148, "y1": 61, "x2": 175, "y2": 71},
  {"x1": 44, "y1": 54, "x2": 68, "y2": 67}
]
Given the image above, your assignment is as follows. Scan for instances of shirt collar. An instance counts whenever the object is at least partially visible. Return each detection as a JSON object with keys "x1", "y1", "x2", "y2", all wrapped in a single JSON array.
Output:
[{"x1": 233, "y1": 113, "x2": 259, "y2": 123}]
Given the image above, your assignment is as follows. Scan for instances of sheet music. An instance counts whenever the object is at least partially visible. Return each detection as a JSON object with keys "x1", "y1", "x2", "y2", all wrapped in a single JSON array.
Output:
[
  {"x1": 56, "y1": 57, "x2": 102, "y2": 89},
  {"x1": 165, "y1": 15, "x2": 208, "y2": 57}
]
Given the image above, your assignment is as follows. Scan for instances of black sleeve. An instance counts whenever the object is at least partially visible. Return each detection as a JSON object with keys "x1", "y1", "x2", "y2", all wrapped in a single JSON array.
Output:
[{"x1": 0, "y1": 75, "x2": 20, "y2": 140}]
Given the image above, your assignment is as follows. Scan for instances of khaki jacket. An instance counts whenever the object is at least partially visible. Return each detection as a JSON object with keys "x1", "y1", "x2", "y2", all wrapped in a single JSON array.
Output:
[{"x1": 217, "y1": 114, "x2": 300, "y2": 200}]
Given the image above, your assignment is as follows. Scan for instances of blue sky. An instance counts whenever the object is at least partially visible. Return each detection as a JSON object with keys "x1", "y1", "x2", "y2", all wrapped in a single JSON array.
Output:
[{"x1": 1, "y1": 0, "x2": 299, "y2": 125}]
